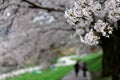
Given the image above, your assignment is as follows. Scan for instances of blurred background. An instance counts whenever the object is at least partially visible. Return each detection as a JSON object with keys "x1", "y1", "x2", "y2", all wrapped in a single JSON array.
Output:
[{"x1": 0, "y1": 0, "x2": 104, "y2": 80}]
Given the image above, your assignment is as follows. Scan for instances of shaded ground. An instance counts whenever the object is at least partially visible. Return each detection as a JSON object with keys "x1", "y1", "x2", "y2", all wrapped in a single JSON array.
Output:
[{"x1": 61, "y1": 70, "x2": 91, "y2": 80}]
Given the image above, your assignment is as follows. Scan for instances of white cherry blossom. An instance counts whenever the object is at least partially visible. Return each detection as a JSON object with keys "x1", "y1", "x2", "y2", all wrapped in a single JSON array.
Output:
[
  {"x1": 80, "y1": 29, "x2": 100, "y2": 45},
  {"x1": 65, "y1": 0, "x2": 119, "y2": 45}
]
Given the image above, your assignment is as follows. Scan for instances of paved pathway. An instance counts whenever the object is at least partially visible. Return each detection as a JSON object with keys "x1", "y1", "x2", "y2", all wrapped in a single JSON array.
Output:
[{"x1": 61, "y1": 70, "x2": 91, "y2": 80}]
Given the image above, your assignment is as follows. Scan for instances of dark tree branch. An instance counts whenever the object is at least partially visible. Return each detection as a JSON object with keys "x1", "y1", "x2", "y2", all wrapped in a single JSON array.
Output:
[
  {"x1": 39, "y1": 27, "x2": 75, "y2": 33},
  {"x1": 22, "y1": 0, "x2": 65, "y2": 12}
]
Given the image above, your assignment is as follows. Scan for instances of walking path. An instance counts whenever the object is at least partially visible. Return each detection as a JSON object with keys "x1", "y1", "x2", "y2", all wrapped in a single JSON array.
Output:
[
  {"x1": 61, "y1": 70, "x2": 91, "y2": 80},
  {"x1": 53, "y1": 55, "x2": 78, "y2": 66}
]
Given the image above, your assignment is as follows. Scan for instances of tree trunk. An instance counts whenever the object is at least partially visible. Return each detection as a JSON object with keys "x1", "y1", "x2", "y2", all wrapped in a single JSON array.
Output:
[{"x1": 100, "y1": 27, "x2": 120, "y2": 80}]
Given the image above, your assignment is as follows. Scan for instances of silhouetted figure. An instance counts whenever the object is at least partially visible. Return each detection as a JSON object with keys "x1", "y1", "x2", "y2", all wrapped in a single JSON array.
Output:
[
  {"x1": 74, "y1": 60, "x2": 80, "y2": 77},
  {"x1": 74, "y1": 60, "x2": 88, "y2": 77},
  {"x1": 81, "y1": 62, "x2": 87, "y2": 77}
]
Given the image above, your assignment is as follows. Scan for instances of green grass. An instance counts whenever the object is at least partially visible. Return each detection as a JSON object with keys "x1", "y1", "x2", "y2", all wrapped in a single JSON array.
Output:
[
  {"x1": 72, "y1": 52, "x2": 102, "y2": 72},
  {"x1": 8, "y1": 52, "x2": 103, "y2": 80},
  {"x1": 82, "y1": 53, "x2": 102, "y2": 72},
  {"x1": 8, "y1": 66, "x2": 72, "y2": 80}
]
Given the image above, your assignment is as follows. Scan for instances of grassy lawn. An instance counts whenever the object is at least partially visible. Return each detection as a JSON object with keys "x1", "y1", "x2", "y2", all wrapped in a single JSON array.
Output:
[
  {"x1": 8, "y1": 52, "x2": 103, "y2": 80},
  {"x1": 8, "y1": 66, "x2": 72, "y2": 80}
]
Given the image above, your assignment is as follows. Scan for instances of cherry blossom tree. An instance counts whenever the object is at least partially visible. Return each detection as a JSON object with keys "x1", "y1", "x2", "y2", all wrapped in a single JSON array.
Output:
[{"x1": 65, "y1": 0, "x2": 120, "y2": 79}]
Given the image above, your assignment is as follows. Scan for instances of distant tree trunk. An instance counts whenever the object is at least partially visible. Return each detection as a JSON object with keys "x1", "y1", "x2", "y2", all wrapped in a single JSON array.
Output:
[{"x1": 100, "y1": 27, "x2": 120, "y2": 80}]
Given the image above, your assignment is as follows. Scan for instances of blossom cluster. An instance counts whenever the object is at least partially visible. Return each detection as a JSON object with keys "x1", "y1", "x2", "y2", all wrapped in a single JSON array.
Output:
[
  {"x1": 94, "y1": 20, "x2": 113, "y2": 37},
  {"x1": 105, "y1": 0, "x2": 120, "y2": 22},
  {"x1": 65, "y1": 0, "x2": 119, "y2": 45},
  {"x1": 65, "y1": 1, "x2": 94, "y2": 27},
  {"x1": 80, "y1": 29, "x2": 100, "y2": 45},
  {"x1": 80, "y1": 20, "x2": 113, "y2": 45}
]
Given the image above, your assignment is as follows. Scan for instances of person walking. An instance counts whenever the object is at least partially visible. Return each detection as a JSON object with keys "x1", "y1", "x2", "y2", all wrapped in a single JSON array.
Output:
[
  {"x1": 82, "y1": 62, "x2": 88, "y2": 77},
  {"x1": 74, "y1": 60, "x2": 80, "y2": 77},
  {"x1": 78, "y1": 60, "x2": 87, "y2": 77}
]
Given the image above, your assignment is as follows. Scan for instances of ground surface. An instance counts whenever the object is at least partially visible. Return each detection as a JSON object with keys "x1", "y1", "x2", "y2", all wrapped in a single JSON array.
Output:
[{"x1": 61, "y1": 70, "x2": 91, "y2": 80}]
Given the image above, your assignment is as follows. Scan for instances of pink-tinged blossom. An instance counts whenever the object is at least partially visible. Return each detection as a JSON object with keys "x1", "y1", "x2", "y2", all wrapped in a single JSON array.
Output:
[
  {"x1": 65, "y1": 0, "x2": 119, "y2": 45},
  {"x1": 94, "y1": 20, "x2": 113, "y2": 37},
  {"x1": 105, "y1": 0, "x2": 116, "y2": 10},
  {"x1": 105, "y1": 0, "x2": 120, "y2": 22},
  {"x1": 105, "y1": 0, "x2": 120, "y2": 11},
  {"x1": 108, "y1": 8, "x2": 120, "y2": 22},
  {"x1": 65, "y1": 9, "x2": 79, "y2": 25},
  {"x1": 75, "y1": 0, "x2": 87, "y2": 7},
  {"x1": 91, "y1": 1, "x2": 105, "y2": 17},
  {"x1": 73, "y1": 2, "x2": 83, "y2": 18},
  {"x1": 75, "y1": 0, "x2": 93, "y2": 6},
  {"x1": 82, "y1": 7, "x2": 92, "y2": 18},
  {"x1": 80, "y1": 29, "x2": 100, "y2": 45}
]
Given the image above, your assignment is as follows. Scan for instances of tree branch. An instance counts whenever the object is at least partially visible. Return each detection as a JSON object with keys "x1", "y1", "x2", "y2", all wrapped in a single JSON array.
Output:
[
  {"x1": 22, "y1": 0, "x2": 65, "y2": 12},
  {"x1": 40, "y1": 27, "x2": 75, "y2": 33}
]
